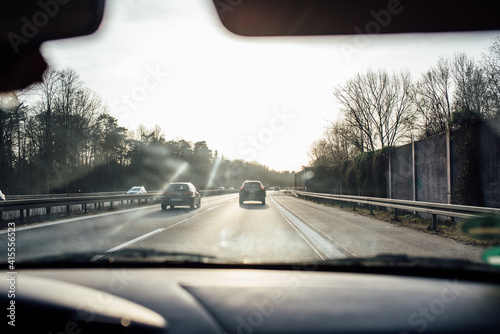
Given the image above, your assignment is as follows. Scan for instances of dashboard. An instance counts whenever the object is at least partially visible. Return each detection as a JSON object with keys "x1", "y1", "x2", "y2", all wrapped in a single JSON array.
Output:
[{"x1": 4, "y1": 267, "x2": 500, "y2": 333}]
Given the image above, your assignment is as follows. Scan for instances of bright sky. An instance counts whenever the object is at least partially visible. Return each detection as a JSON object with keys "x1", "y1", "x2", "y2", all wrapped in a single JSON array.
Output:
[{"x1": 40, "y1": 0, "x2": 499, "y2": 172}]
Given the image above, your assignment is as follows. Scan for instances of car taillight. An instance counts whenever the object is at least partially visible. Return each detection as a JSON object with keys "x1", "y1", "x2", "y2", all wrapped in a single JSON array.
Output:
[
  {"x1": 184, "y1": 191, "x2": 194, "y2": 195},
  {"x1": 261, "y1": 186, "x2": 265, "y2": 190},
  {"x1": 163, "y1": 191, "x2": 170, "y2": 195}
]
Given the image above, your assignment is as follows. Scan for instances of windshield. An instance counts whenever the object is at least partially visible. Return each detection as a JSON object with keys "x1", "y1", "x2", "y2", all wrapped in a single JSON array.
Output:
[
  {"x1": 1, "y1": 0, "x2": 499, "y2": 267},
  {"x1": 166, "y1": 184, "x2": 190, "y2": 191},
  {"x1": 242, "y1": 182, "x2": 263, "y2": 190}
]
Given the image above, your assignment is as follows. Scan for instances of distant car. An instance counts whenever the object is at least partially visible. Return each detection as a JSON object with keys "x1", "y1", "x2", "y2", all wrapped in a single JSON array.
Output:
[
  {"x1": 217, "y1": 187, "x2": 225, "y2": 190},
  {"x1": 275, "y1": 186, "x2": 280, "y2": 191},
  {"x1": 228, "y1": 187, "x2": 234, "y2": 190},
  {"x1": 161, "y1": 182, "x2": 200, "y2": 210},
  {"x1": 127, "y1": 186, "x2": 146, "y2": 194},
  {"x1": 0, "y1": 190, "x2": 5, "y2": 201},
  {"x1": 239, "y1": 180, "x2": 266, "y2": 205},
  {"x1": 269, "y1": 187, "x2": 275, "y2": 191}
]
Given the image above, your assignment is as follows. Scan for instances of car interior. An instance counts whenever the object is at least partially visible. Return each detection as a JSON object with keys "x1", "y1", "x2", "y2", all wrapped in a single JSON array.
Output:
[{"x1": 2, "y1": 1, "x2": 500, "y2": 333}]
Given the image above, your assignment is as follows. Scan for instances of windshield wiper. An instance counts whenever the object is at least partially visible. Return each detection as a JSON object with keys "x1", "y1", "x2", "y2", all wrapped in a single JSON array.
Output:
[
  {"x1": 11, "y1": 251, "x2": 500, "y2": 282},
  {"x1": 318, "y1": 254, "x2": 491, "y2": 268},
  {"x1": 322, "y1": 254, "x2": 469, "y2": 265},
  {"x1": 14, "y1": 248, "x2": 221, "y2": 267},
  {"x1": 308, "y1": 254, "x2": 500, "y2": 280}
]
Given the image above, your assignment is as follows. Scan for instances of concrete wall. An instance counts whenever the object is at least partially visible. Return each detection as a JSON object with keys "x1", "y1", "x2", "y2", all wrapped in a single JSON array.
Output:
[
  {"x1": 387, "y1": 117, "x2": 499, "y2": 207},
  {"x1": 478, "y1": 118, "x2": 500, "y2": 207},
  {"x1": 296, "y1": 116, "x2": 500, "y2": 208},
  {"x1": 450, "y1": 126, "x2": 466, "y2": 204},
  {"x1": 390, "y1": 143, "x2": 413, "y2": 200},
  {"x1": 415, "y1": 133, "x2": 449, "y2": 203}
]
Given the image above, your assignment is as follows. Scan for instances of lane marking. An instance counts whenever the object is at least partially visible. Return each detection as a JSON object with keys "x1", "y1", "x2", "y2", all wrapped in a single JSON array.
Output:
[
  {"x1": 269, "y1": 195, "x2": 346, "y2": 259},
  {"x1": 273, "y1": 207, "x2": 325, "y2": 260},
  {"x1": 91, "y1": 198, "x2": 234, "y2": 261},
  {"x1": 0, "y1": 205, "x2": 158, "y2": 234},
  {"x1": 90, "y1": 228, "x2": 167, "y2": 261},
  {"x1": 274, "y1": 195, "x2": 357, "y2": 257},
  {"x1": 0, "y1": 194, "x2": 237, "y2": 234}
]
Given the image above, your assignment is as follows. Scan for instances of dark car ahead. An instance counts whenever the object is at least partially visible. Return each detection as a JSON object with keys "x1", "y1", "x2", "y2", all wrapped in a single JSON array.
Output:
[
  {"x1": 239, "y1": 180, "x2": 266, "y2": 205},
  {"x1": 161, "y1": 182, "x2": 201, "y2": 210}
]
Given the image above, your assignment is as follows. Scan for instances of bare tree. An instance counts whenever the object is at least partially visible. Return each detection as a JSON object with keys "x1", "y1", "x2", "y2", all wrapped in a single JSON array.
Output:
[
  {"x1": 23, "y1": 69, "x2": 60, "y2": 192},
  {"x1": 415, "y1": 57, "x2": 453, "y2": 137},
  {"x1": 0, "y1": 93, "x2": 25, "y2": 191},
  {"x1": 308, "y1": 118, "x2": 365, "y2": 167},
  {"x1": 21, "y1": 69, "x2": 107, "y2": 192},
  {"x1": 333, "y1": 73, "x2": 375, "y2": 152},
  {"x1": 308, "y1": 139, "x2": 335, "y2": 167},
  {"x1": 333, "y1": 69, "x2": 416, "y2": 152},
  {"x1": 452, "y1": 52, "x2": 492, "y2": 118},
  {"x1": 482, "y1": 36, "x2": 500, "y2": 116}
]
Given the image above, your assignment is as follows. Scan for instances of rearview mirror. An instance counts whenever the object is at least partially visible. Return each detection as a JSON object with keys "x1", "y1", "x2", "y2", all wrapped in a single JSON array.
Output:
[
  {"x1": 214, "y1": 0, "x2": 500, "y2": 36},
  {"x1": 0, "y1": 0, "x2": 105, "y2": 91},
  {"x1": 1, "y1": 0, "x2": 105, "y2": 55}
]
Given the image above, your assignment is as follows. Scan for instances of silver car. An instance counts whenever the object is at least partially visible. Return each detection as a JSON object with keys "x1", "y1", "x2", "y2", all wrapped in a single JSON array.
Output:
[{"x1": 127, "y1": 186, "x2": 146, "y2": 194}]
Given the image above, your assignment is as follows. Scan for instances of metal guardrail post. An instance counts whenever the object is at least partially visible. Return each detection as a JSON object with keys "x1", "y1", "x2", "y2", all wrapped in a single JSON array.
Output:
[
  {"x1": 393, "y1": 208, "x2": 398, "y2": 221},
  {"x1": 432, "y1": 214, "x2": 437, "y2": 231},
  {"x1": 19, "y1": 209, "x2": 24, "y2": 224},
  {"x1": 370, "y1": 205, "x2": 374, "y2": 215}
]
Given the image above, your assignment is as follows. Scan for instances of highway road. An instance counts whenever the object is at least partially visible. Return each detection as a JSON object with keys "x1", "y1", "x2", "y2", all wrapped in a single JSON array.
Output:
[{"x1": 1, "y1": 192, "x2": 483, "y2": 264}]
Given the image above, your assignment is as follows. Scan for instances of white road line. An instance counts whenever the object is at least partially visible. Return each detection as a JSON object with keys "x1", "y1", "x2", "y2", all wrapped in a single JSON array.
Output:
[
  {"x1": 276, "y1": 198, "x2": 357, "y2": 257},
  {"x1": 273, "y1": 206, "x2": 325, "y2": 260},
  {"x1": 0, "y1": 195, "x2": 237, "y2": 234},
  {"x1": 0, "y1": 204, "x2": 158, "y2": 234},
  {"x1": 91, "y1": 198, "x2": 234, "y2": 261},
  {"x1": 91, "y1": 228, "x2": 167, "y2": 261},
  {"x1": 270, "y1": 195, "x2": 346, "y2": 259}
]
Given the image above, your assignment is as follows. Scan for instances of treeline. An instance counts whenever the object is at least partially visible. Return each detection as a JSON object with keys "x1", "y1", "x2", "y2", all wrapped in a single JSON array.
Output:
[
  {"x1": 309, "y1": 37, "x2": 500, "y2": 167},
  {"x1": 300, "y1": 147, "x2": 390, "y2": 197},
  {"x1": 0, "y1": 69, "x2": 293, "y2": 195}
]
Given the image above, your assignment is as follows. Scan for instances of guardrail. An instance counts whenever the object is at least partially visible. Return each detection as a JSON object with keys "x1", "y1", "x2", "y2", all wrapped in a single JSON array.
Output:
[
  {"x1": 292, "y1": 191, "x2": 500, "y2": 231},
  {"x1": 4, "y1": 190, "x2": 160, "y2": 201},
  {"x1": 0, "y1": 193, "x2": 161, "y2": 226},
  {"x1": 0, "y1": 189, "x2": 239, "y2": 227}
]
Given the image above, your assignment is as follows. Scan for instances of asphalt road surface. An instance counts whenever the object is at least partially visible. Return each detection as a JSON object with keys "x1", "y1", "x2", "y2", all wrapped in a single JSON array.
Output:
[{"x1": 1, "y1": 192, "x2": 483, "y2": 264}]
